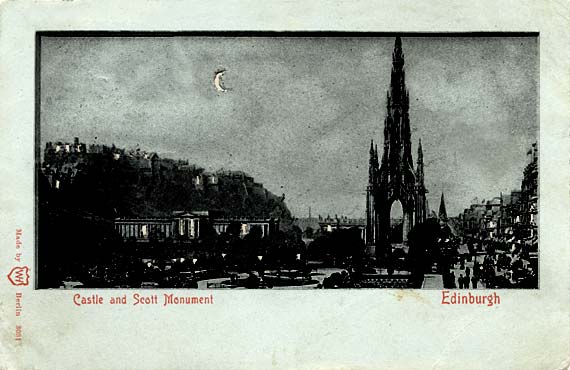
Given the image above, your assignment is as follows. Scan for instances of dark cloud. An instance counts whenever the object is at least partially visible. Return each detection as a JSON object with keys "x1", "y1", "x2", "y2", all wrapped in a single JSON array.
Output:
[{"x1": 40, "y1": 36, "x2": 538, "y2": 218}]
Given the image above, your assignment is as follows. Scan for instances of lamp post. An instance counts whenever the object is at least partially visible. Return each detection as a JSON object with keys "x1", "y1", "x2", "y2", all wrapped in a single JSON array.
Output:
[
  {"x1": 221, "y1": 253, "x2": 227, "y2": 274},
  {"x1": 257, "y1": 255, "x2": 264, "y2": 280},
  {"x1": 192, "y1": 258, "x2": 198, "y2": 276},
  {"x1": 296, "y1": 253, "x2": 307, "y2": 282}
]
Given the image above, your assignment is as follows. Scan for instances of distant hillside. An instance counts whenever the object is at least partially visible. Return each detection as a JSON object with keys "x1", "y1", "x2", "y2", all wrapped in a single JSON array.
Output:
[{"x1": 40, "y1": 140, "x2": 293, "y2": 224}]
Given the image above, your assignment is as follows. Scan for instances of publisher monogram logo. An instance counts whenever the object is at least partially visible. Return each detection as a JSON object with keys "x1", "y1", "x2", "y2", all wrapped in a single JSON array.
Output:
[{"x1": 7, "y1": 266, "x2": 30, "y2": 286}]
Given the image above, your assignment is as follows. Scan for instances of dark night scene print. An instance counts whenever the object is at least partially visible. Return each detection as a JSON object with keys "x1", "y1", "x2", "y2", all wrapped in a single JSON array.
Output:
[{"x1": 37, "y1": 34, "x2": 538, "y2": 289}]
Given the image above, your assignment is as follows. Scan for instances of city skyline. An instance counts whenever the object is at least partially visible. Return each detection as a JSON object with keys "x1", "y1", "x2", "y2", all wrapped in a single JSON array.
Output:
[{"x1": 40, "y1": 35, "x2": 538, "y2": 218}]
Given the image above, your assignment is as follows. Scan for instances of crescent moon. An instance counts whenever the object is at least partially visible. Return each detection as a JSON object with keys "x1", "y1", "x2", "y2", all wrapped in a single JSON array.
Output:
[{"x1": 214, "y1": 70, "x2": 227, "y2": 92}]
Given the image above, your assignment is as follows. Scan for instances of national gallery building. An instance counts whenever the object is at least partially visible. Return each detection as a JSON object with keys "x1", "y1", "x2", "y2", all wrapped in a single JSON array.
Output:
[{"x1": 114, "y1": 211, "x2": 279, "y2": 241}]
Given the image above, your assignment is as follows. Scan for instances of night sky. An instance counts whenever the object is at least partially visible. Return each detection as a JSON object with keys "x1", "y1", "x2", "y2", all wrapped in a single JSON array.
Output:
[{"x1": 40, "y1": 35, "x2": 538, "y2": 218}]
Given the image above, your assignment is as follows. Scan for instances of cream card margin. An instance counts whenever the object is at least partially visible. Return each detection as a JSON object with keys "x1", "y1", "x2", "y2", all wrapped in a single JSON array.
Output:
[{"x1": 0, "y1": 1, "x2": 568, "y2": 370}]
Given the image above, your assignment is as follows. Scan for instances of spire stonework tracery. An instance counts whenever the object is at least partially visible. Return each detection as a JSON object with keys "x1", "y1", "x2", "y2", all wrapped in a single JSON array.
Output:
[{"x1": 366, "y1": 37, "x2": 428, "y2": 255}]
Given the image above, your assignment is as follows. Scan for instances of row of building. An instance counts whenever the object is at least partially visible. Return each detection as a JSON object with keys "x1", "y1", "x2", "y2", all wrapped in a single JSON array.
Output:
[
  {"x1": 43, "y1": 138, "x2": 214, "y2": 188},
  {"x1": 114, "y1": 210, "x2": 279, "y2": 241},
  {"x1": 458, "y1": 143, "x2": 538, "y2": 246},
  {"x1": 317, "y1": 215, "x2": 366, "y2": 239},
  {"x1": 42, "y1": 138, "x2": 270, "y2": 198},
  {"x1": 293, "y1": 213, "x2": 367, "y2": 241}
]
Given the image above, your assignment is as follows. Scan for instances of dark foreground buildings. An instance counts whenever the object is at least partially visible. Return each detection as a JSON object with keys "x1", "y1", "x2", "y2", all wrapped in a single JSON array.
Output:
[{"x1": 366, "y1": 37, "x2": 428, "y2": 259}]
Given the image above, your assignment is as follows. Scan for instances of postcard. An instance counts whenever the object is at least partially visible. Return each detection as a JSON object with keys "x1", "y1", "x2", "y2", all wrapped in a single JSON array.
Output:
[{"x1": 0, "y1": 1, "x2": 568, "y2": 370}]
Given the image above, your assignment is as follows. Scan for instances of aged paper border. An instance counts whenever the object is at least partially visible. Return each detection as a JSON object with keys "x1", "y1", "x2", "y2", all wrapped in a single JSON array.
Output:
[{"x1": 0, "y1": 1, "x2": 568, "y2": 369}]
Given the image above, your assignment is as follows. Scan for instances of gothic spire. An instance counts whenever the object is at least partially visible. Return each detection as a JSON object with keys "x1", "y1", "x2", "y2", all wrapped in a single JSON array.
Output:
[
  {"x1": 439, "y1": 192, "x2": 448, "y2": 221},
  {"x1": 393, "y1": 36, "x2": 404, "y2": 67},
  {"x1": 389, "y1": 36, "x2": 407, "y2": 111},
  {"x1": 369, "y1": 139, "x2": 377, "y2": 183},
  {"x1": 367, "y1": 36, "x2": 427, "y2": 252},
  {"x1": 382, "y1": 36, "x2": 414, "y2": 183},
  {"x1": 416, "y1": 138, "x2": 425, "y2": 187}
]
